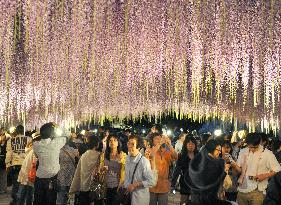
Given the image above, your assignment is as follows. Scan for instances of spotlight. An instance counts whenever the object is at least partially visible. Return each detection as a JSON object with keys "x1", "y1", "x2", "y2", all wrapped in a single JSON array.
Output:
[
  {"x1": 93, "y1": 129, "x2": 98, "y2": 133},
  {"x1": 180, "y1": 128, "x2": 183, "y2": 132},
  {"x1": 238, "y1": 130, "x2": 247, "y2": 139},
  {"x1": 55, "y1": 128, "x2": 63, "y2": 137},
  {"x1": 9, "y1": 127, "x2": 16, "y2": 133},
  {"x1": 80, "y1": 130, "x2": 86, "y2": 135},
  {"x1": 167, "y1": 130, "x2": 172, "y2": 136},
  {"x1": 142, "y1": 129, "x2": 146, "y2": 134},
  {"x1": 214, "y1": 129, "x2": 222, "y2": 137}
]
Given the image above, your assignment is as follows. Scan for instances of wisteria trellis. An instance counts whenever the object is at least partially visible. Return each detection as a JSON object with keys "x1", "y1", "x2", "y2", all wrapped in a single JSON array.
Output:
[{"x1": 0, "y1": 0, "x2": 280, "y2": 131}]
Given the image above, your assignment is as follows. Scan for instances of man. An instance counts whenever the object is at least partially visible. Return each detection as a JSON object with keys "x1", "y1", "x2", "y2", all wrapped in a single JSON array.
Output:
[
  {"x1": 121, "y1": 128, "x2": 132, "y2": 154},
  {"x1": 33, "y1": 122, "x2": 66, "y2": 205},
  {"x1": 146, "y1": 133, "x2": 178, "y2": 205},
  {"x1": 231, "y1": 133, "x2": 281, "y2": 205},
  {"x1": 146, "y1": 124, "x2": 163, "y2": 142},
  {"x1": 5, "y1": 125, "x2": 31, "y2": 205}
]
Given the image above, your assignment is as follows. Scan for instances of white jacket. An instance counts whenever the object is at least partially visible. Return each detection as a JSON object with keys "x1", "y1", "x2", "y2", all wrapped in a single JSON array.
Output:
[{"x1": 17, "y1": 148, "x2": 36, "y2": 185}]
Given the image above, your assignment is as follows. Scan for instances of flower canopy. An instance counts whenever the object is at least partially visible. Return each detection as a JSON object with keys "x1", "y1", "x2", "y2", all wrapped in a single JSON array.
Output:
[{"x1": 0, "y1": 0, "x2": 280, "y2": 131}]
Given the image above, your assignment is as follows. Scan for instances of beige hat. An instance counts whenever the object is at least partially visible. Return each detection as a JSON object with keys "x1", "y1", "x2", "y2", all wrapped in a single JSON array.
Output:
[{"x1": 32, "y1": 132, "x2": 40, "y2": 140}]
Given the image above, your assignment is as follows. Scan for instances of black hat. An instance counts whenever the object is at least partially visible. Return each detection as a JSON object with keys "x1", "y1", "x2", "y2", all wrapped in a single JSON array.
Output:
[{"x1": 188, "y1": 152, "x2": 225, "y2": 191}]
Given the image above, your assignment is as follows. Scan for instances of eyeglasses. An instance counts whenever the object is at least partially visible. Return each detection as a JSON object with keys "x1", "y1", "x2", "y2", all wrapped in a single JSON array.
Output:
[{"x1": 215, "y1": 149, "x2": 222, "y2": 152}]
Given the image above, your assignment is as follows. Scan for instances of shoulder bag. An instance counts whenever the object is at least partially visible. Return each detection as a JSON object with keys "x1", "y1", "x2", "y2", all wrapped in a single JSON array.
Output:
[{"x1": 89, "y1": 153, "x2": 107, "y2": 201}]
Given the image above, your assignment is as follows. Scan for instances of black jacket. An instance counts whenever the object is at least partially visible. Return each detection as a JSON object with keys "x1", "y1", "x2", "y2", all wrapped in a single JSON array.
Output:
[
  {"x1": 189, "y1": 183, "x2": 232, "y2": 205},
  {"x1": 0, "y1": 143, "x2": 7, "y2": 169},
  {"x1": 171, "y1": 153, "x2": 192, "y2": 194},
  {"x1": 263, "y1": 171, "x2": 281, "y2": 205}
]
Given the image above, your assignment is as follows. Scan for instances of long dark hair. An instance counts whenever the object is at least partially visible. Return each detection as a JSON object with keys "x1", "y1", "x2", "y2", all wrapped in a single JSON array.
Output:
[
  {"x1": 105, "y1": 134, "x2": 122, "y2": 161},
  {"x1": 181, "y1": 134, "x2": 198, "y2": 158}
]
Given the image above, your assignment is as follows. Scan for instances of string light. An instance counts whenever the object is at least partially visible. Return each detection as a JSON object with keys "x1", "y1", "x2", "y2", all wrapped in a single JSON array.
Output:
[{"x1": 0, "y1": 0, "x2": 279, "y2": 131}]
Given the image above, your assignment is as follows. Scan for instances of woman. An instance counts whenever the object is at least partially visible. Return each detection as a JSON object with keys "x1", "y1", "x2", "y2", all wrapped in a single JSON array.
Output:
[
  {"x1": 99, "y1": 134, "x2": 126, "y2": 205},
  {"x1": 56, "y1": 139, "x2": 79, "y2": 205},
  {"x1": 124, "y1": 135, "x2": 156, "y2": 205},
  {"x1": 172, "y1": 135, "x2": 198, "y2": 205},
  {"x1": 221, "y1": 142, "x2": 238, "y2": 202},
  {"x1": 147, "y1": 133, "x2": 178, "y2": 205},
  {"x1": 187, "y1": 139, "x2": 233, "y2": 205},
  {"x1": 69, "y1": 135, "x2": 100, "y2": 205}
]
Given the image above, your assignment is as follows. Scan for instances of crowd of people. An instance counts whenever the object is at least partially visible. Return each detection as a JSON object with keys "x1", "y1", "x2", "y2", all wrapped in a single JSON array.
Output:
[{"x1": 0, "y1": 123, "x2": 281, "y2": 205}]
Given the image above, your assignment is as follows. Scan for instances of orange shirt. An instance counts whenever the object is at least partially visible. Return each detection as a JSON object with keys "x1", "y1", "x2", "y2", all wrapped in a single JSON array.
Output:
[{"x1": 149, "y1": 150, "x2": 176, "y2": 193}]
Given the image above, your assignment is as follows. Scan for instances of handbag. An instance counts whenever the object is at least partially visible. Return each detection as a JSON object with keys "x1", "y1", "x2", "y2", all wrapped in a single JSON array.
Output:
[
  {"x1": 116, "y1": 187, "x2": 131, "y2": 205},
  {"x1": 28, "y1": 158, "x2": 37, "y2": 183},
  {"x1": 89, "y1": 171, "x2": 107, "y2": 201},
  {"x1": 116, "y1": 156, "x2": 143, "y2": 205},
  {"x1": 89, "y1": 154, "x2": 107, "y2": 201},
  {"x1": 223, "y1": 173, "x2": 233, "y2": 190}
]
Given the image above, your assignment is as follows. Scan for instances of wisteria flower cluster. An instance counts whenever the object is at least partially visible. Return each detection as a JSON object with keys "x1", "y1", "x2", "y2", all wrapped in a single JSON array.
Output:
[{"x1": 0, "y1": 0, "x2": 280, "y2": 132}]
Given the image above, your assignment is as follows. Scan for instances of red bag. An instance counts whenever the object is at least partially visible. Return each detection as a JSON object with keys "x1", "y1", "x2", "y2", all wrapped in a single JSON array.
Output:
[{"x1": 28, "y1": 159, "x2": 36, "y2": 183}]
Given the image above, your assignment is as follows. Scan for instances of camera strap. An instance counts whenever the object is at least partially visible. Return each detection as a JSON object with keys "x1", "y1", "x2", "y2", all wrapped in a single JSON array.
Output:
[{"x1": 131, "y1": 155, "x2": 143, "y2": 184}]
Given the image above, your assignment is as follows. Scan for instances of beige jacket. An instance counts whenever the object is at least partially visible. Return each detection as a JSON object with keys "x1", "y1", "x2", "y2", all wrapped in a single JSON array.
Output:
[{"x1": 69, "y1": 149, "x2": 100, "y2": 194}]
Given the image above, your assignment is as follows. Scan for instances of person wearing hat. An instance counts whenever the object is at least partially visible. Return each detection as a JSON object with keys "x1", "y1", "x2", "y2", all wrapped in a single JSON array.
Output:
[
  {"x1": 16, "y1": 131, "x2": 40, "y2": 205},
  {"x1": 32, "y1": 122, "x2": 67, "y2": 205},
  {"x1": 188, "y1": 139, "x2": 233, "y2": 205}
]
